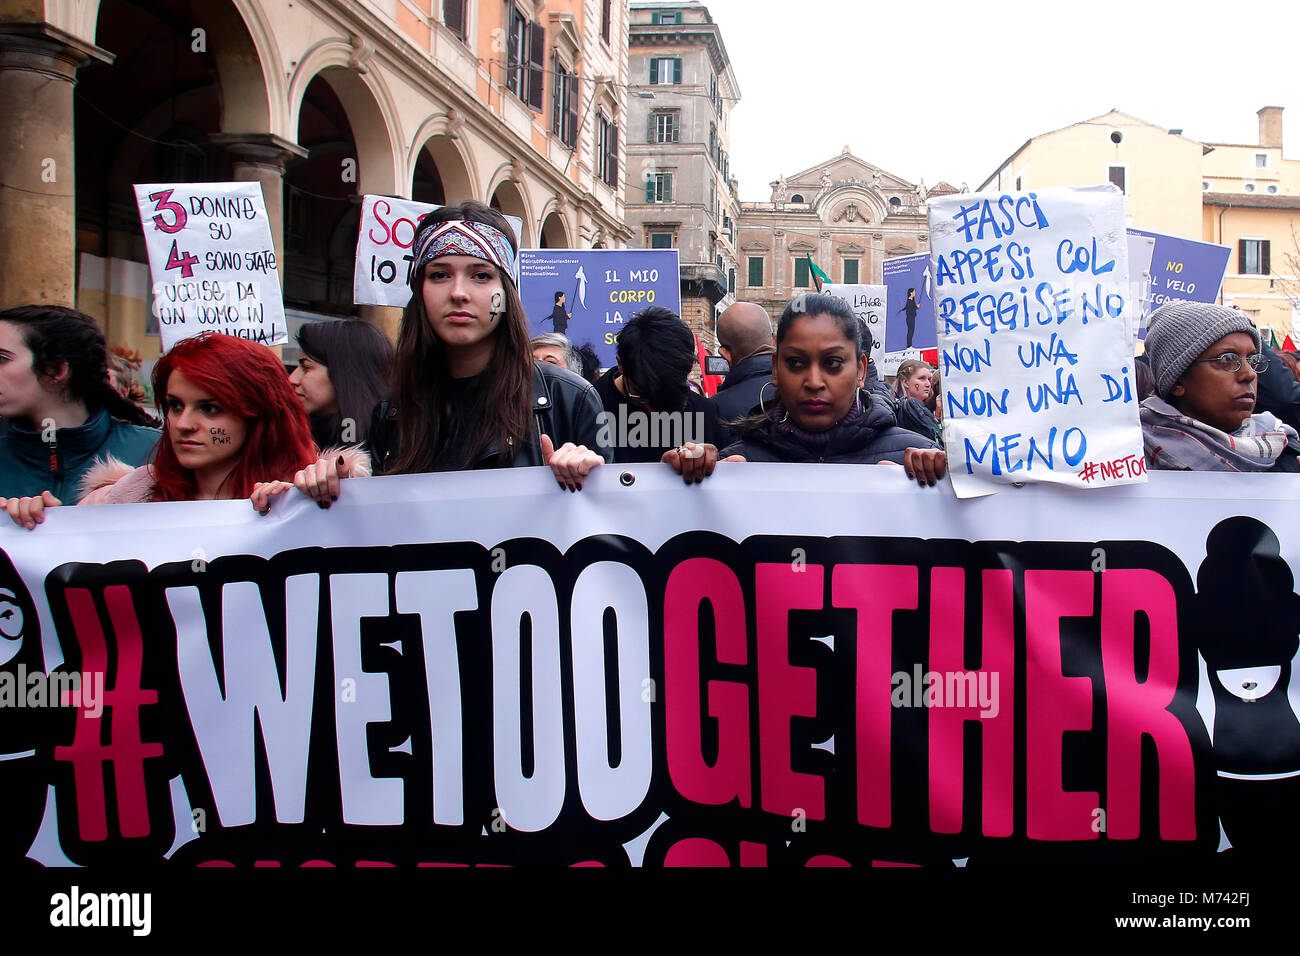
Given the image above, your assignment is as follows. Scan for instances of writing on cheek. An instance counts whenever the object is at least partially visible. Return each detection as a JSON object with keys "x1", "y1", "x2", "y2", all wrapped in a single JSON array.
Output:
[{"x1": 210, "y1": 427, "x2": 232, "y2": 446}]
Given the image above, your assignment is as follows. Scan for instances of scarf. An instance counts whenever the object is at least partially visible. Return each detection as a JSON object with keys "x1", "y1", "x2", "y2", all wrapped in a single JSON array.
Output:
[{"x1": 1139, "y1": 396, "x2": 1297, "y2": 472}]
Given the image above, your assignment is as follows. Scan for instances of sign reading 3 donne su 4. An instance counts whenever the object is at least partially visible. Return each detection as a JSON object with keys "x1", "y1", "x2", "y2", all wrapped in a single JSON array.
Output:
[
  {"x1": 133, "y1": 182, "x2": 286, "y2": 351},
  {"x1": 1, "y1": 466, "x2": 1297, "y2": 867}
]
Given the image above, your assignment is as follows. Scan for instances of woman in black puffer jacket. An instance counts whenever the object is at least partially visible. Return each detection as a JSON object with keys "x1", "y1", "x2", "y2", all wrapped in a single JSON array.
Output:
[{"x1": 720, "y1": 294, "x2": 947, "y2": 486}]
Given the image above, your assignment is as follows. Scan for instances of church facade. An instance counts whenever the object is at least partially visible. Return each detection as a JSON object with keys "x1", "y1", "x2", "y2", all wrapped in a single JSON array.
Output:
[{"x1": 736, "y1": 148, "x2": 954, "y2": 321}]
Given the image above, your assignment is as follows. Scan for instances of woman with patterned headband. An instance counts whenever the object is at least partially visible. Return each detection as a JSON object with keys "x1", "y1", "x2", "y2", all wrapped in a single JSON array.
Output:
[{"x1": 264, "y1": 201, "x2": 611, "y2": 507}]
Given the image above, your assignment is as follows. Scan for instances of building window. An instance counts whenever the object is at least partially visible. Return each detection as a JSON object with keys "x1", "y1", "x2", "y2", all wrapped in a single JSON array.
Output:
[
  {"x1": 794, "y1": 257, "x2": 811, "y2": 288},
  {"x1": 748, "y1": 256, "x2": 763, "y2": 286},
  {"x1": 1107, "y1": 165, "x2": 1126, "y2": 194},
  {"x1": 1203, "y1": 181, "x2": 1211, "y2": 191},
  {"x1": 1015, "y1": 175, "x2": 1022, "y2": 191},
  {"x1": 889, "y1": 196, "x2": 901, "y2": 208},
  {"x1": 1239, "y1": 239, "x2": 1271, "y2": 275},
  {"x1": 789, "y1": 193, "x2": 804, "y2": 204},
  {"x1": 552, "y1": 60, "x2": 577, "y2": 148},
  {"x1": 649, "y1": 57, "x2": 682, "y2": 85},
  {"x1": 651, "y1": 10, "x2": 682, "y2": 24},
  {"x1": 505, "y1": 4, "x2": 545, "y2": 111},
  {"x1": 649, "y1": 231, "x2": 673, "y2": 249},
  {"x1": 843, "y1": 259, "x2": 859, "y2": 284},
  {"x1": 601, "y1": 0, "x2": 612, "y2": 43},
  {"x1": 645, "y1": 172, "x2": 673, "y2": 203},
  {"x1": 649, "y1": 110, "x2": 679, "y2": 143},
  {"x1": 1244, "y1": 183, "x2": 1256, "y2": 193},
  {"x1": 728, "y1": 268, "x2": 735, "y2": 293},
  {"x1": 1256, "y1": 152, "x2": 1268, "y2": 168},
  {"x1": 596, "y1": 112, "x2": 618, "y2": 188},
  {"x1": 443, "y1": 0, "x2": 467, "y2": 41},
  {"x1": 1268, "y1": 184, "x2": 1280, "y2": 194}
]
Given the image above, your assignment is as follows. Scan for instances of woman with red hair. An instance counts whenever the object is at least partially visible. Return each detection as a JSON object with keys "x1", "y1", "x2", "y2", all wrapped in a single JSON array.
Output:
[{"x1": 5, "y1": 333, "x2": 368, "y2": 524}]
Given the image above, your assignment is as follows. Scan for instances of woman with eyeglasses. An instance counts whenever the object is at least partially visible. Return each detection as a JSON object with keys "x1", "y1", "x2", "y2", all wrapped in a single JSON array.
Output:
[
  {"x1": 717, "y1": 294, "x2": 946, "y2": 485},
  {"x1": 1141, "y1": 300, "x2": 1299, "y2": 472}
]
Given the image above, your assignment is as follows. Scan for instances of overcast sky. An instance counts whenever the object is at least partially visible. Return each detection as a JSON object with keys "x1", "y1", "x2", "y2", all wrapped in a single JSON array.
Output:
[{"x1": 700, "y1": 0, "x2": 1298, "y2": 200}]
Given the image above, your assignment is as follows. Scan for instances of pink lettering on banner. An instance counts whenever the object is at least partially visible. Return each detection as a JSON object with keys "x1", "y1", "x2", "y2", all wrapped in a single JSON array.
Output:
[
  {"x1": 52, "y1": 586, "x2": 163, "y2": 841},
  {"x1": 927, "y1": 568, "x2": 1015, "y2": 837},
  {"x1": 664, "y1": 559, "x2": 751, "y2": 807},
  {"x1": 1025, "y1": 570, "x2": 1097, "y2": 840},
  {"x1": 739, "y1": 841, "x2": 767, "y2": 866},
  {"x1": 757, "y1": 562, "x2": 825, "y2": 820},
  {"x1": 1100, "y1": 570, "x2": 1197, "y2": 840},
  {"x1": 832, "y1": 564, "x2": 919, "y2": 828},
  {"x1": 806, "y1": 854, "x2": 852, "y2": 866},
  {"x1": 663, "y1": 837, "x2": 730, "y2": 866}
]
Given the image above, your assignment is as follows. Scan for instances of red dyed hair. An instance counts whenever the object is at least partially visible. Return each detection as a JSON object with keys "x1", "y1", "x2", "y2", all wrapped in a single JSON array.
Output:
[{"x1": 150, "y1": 333, "x2": 318, "y2": 501}]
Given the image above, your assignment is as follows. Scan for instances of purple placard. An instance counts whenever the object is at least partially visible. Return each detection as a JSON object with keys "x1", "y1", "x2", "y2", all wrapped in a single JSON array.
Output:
[{"x1": 1128, "y1": 229, "x2": 1231, "y2": 340}]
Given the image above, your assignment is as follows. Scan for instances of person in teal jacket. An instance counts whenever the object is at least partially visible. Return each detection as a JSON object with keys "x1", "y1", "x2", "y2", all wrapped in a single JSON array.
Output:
[{"x1": 0, "y1": 306, "x2": 158, "y2": 501}]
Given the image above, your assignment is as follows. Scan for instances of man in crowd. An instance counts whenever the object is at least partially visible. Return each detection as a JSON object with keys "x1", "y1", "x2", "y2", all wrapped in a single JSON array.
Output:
[{"x1": 709, "y1": 301, "x2": 776, "y2": 424}]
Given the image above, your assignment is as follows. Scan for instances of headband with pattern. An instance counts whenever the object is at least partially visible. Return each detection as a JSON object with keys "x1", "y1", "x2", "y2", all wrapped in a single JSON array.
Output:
[{"x1": 409, "y1": 219, "x2": 518, "y2": 286}]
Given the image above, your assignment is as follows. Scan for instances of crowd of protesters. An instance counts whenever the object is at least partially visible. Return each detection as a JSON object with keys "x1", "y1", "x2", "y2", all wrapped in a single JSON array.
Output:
[{"x1": 3, "y1": 198, "x2": 1298, "y2": 527}]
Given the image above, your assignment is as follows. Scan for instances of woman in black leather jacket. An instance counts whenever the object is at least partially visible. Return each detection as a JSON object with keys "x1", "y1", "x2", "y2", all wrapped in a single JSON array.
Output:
[
  {"x1": 720, "y1": 294, "x2": 947, "y2": 486},
  {"x1": 289, "y1": 202, "x2": 611, "y2": 503}
]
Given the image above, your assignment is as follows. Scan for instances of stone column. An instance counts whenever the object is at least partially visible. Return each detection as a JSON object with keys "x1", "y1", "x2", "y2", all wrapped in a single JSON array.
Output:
[
  {"x1": 773, "y1": 229, "x2": 787, "y2": 296},
  {"x1": 211, "y1": 133, "x2": 307, "y2": 287},
  {"x1": 819, "y1": 231, "x2": 833, "y2": 281},
  {"x1": 0, "y1": 23, "x2": 112, "y2": 309},
  {"x1": 869, "y1": 232, "x2": 884, "y2": 284}
]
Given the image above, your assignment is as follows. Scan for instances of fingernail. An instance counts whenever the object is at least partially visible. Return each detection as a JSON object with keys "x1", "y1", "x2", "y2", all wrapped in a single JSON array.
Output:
[
  {"x1": 906, "y1": 473, "x2": 913, "y2": 479},
  {"x1": 337, "y1": 456, "x2": 345, "y2": 470},
  {"x1": 317, "y1": 501, "x2": 327, "y2": 510}
]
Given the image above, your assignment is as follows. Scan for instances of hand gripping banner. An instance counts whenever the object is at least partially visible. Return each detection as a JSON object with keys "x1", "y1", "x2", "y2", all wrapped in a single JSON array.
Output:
[{"x1": 1, "y1": 466, "x2": 1297, "y2": 867}]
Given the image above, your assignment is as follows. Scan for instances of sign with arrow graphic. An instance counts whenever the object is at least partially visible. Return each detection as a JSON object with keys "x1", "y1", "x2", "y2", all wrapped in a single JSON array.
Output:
[{"x1": 519, "y1": 249, "x2": 681, "y2": 367}]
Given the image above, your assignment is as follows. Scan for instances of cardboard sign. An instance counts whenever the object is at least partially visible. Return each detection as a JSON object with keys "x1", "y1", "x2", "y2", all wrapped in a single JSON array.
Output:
[
  {"x1": 133, "y1": 182, "x2": 286, "y2": 350},
  {"x1": 1127, "y1": 229, "x2": 1231, "y2": 340},
  {"x1": 882, "y1": 254, "x2": 938, "y2": 375},
  {"x1": 928, "y1": 185, "x2": 1145, "y2": 497},
  {"x1": 822, "y1": 284, "x2": 888, "y2": 370},
  {"x1": 4, "y1": 466, "x2": 1297, "y2": 866},
  {"x1": 352, "y1": 196, "x2": 524, "y2": 308},
  {"x1": 519, "y1": 249, "x2": 681, "y2": 367}
]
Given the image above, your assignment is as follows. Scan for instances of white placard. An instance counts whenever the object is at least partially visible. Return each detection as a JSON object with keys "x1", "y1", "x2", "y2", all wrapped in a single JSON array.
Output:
[
  {"x1": 353, "y1": 196, "x2": 525, "y2": 307},
  {"x1": 928, "y1": 185, "x2": 1144, "y2": 498},
  {"x1": 822, "y1": 284, "x2": 887, "y2": 371},
  {"x1": 133, "y1": 182, "x2": 286, "y2": 351}
]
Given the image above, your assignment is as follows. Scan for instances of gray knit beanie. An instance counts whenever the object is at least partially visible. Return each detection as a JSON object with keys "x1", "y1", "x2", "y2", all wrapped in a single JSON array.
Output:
[{"x1": 1144, "y1": 300, "x2": 1262, "y2": 400}]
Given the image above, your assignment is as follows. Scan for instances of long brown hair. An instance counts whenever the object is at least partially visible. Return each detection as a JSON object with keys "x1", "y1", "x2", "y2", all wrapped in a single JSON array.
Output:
[{"x1": 387, "y1": 201, "x2": 533, "y2": 474}]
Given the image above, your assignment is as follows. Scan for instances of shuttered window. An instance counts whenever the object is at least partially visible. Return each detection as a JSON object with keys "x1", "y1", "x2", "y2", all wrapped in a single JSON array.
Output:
[
  {"x1": 443, "y1": 0, "x2": 467, "y2": 41},
  {"x1": 1239, "y1": 239, "x2": 1271, "y2": 275},
  {"x1": 748, "y1": 256, "x2": 764, "y2": 287}
]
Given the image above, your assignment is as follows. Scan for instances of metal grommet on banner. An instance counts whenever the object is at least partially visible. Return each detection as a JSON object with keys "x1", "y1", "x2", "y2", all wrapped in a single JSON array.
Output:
[
  {"x1": 1012, "y1": 481, "x2": 1026, "y2": 488},
  {"x1": 619, "y1": 471, "x2": 635, "y2": 486}
]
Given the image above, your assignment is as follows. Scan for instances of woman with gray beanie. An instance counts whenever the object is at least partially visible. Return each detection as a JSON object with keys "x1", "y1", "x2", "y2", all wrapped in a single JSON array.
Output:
[{"x1": 1140, "y1": 300, "x2": 1299, "y2": 471}]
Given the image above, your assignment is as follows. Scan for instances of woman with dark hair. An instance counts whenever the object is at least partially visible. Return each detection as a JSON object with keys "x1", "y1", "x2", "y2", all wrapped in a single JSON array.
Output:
[
  {"x1": 1141, "y1": 300, "x2": 1298, "y2": 471},
  {"x1": 282, "y1": 201, "x2": 610, "y2": 504},
  {"x1": 901, "y1": 287, "x2": 919, "y2": 349},
  {"x1": 5, "y1": 332, "x2": 366, "y2": 527},
  {"x1": 717, "y1": 294, "x2": 946, "y2": 485},
  {"x1": 291, "y1": 319, "x2": 395, "y2": 448},
  {"x1": 0, "y1": 305, "x2": 158, "y2": 503}
]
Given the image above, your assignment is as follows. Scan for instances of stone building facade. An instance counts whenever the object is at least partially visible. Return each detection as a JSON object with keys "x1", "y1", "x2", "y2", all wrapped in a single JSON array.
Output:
[
  {"x1": 624, "y1": 1, "x2": 739, "y2": 348},
  {"x1": 0, "y1": 0, "x2": 633, "y2": 357},
  {"x1": 736, "y1": 148, "x2": 940, "y2": 322}
]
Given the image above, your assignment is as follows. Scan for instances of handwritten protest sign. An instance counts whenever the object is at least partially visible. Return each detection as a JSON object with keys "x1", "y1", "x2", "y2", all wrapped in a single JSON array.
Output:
[
  {"x1": 1125, "y1": 232, "x2": 1156, "y2": 348},
  {"x1": 133, "y1": 182, "x2": 285, "y2": 351},
  {"x1": 822, "y1": 284, "x2": 887, "y2": 370},
  {"x1": 353, "y1": 196, "x2": 524, "y2": 307},
  {"x1": 1127, "y1": 229, "x2": 1231, "y2": 341},
  {"x1": 882, "y1": 254, "x2": 938, "y2": 374},
  {"x1": 519, "y1": 249, "x2": 681, "y2": 366},
  {"x1": 928, "y1": 185, "x2": 1145, "y2": 498}
]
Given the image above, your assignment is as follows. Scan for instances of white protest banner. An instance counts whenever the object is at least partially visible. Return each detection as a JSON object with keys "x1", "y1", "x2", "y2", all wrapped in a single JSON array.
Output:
[
  {"x1": 822, "y1": 284, "x2": 887, "y2": 370},
  {"x1": 928, "y1": 185, "x2": 1144, "y2": 498},
  {"x1": 133, "y1": 182, "x2": 285, "y2": 351},
  {"x1": 2, "y1": 466, "x2": 1297, "y2": 866},
  {"x1": 353, "y1": 195, "x2": 524, "y2": 307}
]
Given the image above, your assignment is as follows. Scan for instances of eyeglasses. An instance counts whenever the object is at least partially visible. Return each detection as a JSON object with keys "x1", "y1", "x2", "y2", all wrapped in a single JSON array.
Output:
[
  {"x1": 621, "y1": 372, "x2": 644, "y2": 403},
  {"x1": 1192, "y1": 352, "x2": 1269, "y2": 374}
]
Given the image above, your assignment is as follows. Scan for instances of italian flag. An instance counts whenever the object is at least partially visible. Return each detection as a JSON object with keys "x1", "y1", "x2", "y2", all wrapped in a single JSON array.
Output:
[{"x1": 806, "y1": 254, "x2": 830, "y2": 292}]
